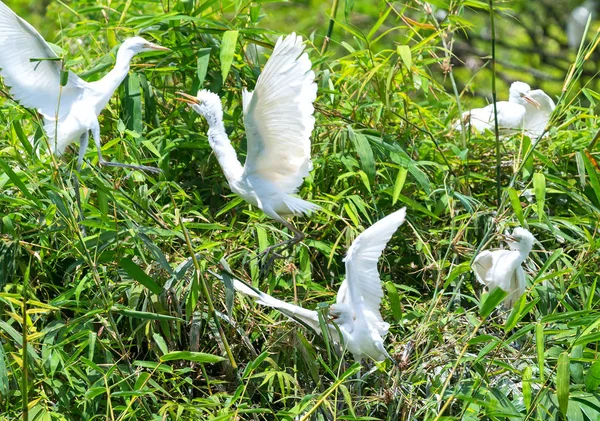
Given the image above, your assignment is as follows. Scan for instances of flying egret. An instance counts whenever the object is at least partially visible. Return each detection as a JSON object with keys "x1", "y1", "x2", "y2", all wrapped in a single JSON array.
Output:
[
  {"x1": 567, "y1": 0, "x2": 597, "y2": 50},
  {"x1": 472, "y1": 227, "x2": 536, "y2": 308},
  {"x1": 177, "y1": 33, "x2": 320, "y2": 258},
  {"x1": 228, "y1": 207, "x2": 406, "y2": 363},
  {"x1": 455, "y1": 82, "x2": 540, "y2": 134},
  {"x1": 0, "y1": 1, "x2": 169, "y2": 173}
]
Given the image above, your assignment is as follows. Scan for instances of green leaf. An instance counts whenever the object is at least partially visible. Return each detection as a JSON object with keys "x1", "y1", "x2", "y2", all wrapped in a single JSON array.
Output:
[
  {"x1": 220, "y1": 30, "x2": 238, "y2": 81},
  {"x1": 196, "y1": 48, "x2": 211, "y2": 86},
  {"x1": 582, "y1": 151, "x2": 600, "y2": 205},
  {"x1": 348, "y1": 127, "x2": 375, "y2": 188},
  {"x1": 0, "y1": 344, "x2": 8, "y2": 396},
  {"x1": 385, "y1": 282, "x2": 402, "y2": 322},
  {"x1": 585, "y1": 360, "x2": 600, "y2": 391},
  {"x1": 397, "y1": 45, "x2": 412, "y2": 69},
  {"x1": 507, "y1": 187, "x2": 525, "y2": 227},
  {"x1": 124, "y1": 73, "x2": 143, "y2": 134},
  {"x1": 523, "y1": 366, "x2": 532, "y2": 411},
  {"x1": 479, "y1": 287, "x2": 507, "y2": 318},
  {"x1": 152, "y1": 333, "x2": 168, "y2": 356},
  {"x1": 120, "y1": 258, "x2": 163, "y2": 295},
  {"x1": 160, "y1": 351, "x2": 225, "y2": 364},
  {"x1": 536, "y1": 323, "x2": 545, "y2": 382},
  {"x1": 557, "y1": 351, "x2": 570, "y2": 416},
  {"x1": 392, "y1": 167, "x2": 408, "y2": 205},
  {"x1": 533, "y1": 172, "x2": 546, "y2": 222}
]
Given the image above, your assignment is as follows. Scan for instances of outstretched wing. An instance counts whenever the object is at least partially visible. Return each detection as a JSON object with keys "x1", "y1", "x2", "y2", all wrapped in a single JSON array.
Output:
[
  {"x1": 231, "y1": 278, "x2": 320, "y2": 333},
  {"x1": 0, "y1": 1, "x2": 85, "y2": 119},
  {"x1": 242, "y1": 33, "x2": 317, "y2": 193},
  {"x1": 342, "y1": 208, "x2": 406, "y2": 336}
]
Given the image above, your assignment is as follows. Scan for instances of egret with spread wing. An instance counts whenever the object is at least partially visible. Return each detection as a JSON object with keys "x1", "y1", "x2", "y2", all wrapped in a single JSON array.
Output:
[
  {"x1": 472, "y1": 227, "x2": 536, "y2": 309},
  {"x1": 0, "y1": 0, "x2": 169, "y2": 173},
  {"x1": 229, "y1": 208, "x2": 406, "y2": 363},
  {"x1": 177, "y1": 33, "x2": 320, "y2": 258}
]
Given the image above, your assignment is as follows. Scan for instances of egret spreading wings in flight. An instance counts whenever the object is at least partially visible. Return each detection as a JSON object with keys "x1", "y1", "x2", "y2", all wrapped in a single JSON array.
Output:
[
  {"x1": 0, "y1": 1, "x2": 169, "y2": 173},
  {"x1": 455, "y1": 82, "x2": 542, "y2": 135},
  {"x1": 177, "y1": 33, "x2": 320, "y2": 254},
  {"x1": 229, "y1": 208, "x2": 406, "y2": 363},
  {"x1": 472, "y1": 227, "x2": 536, "y2": 309}
]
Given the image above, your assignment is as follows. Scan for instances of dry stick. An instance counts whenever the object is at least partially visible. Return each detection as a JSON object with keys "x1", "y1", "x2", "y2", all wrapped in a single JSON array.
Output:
[{"x1": 321, "y1": 0, "x2": 340, "y2": 55}]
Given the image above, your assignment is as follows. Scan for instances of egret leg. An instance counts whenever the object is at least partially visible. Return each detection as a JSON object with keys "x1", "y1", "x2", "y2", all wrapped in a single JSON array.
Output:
[
  {"x1": 257, "y1": 221, "x2": 305, "y2": 277},
  {"x1": 91, "y1": 124, "x2": 161, "y2": 174}
]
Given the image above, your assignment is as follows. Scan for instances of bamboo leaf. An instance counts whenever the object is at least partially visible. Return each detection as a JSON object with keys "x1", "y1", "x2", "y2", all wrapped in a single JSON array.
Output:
[
  {"x1": 220, "y1": 30, "x2": 238, "y2": 81},
  {"x1": 160, "y1": 351, "x2": 224, "y2": 364},
  {"x1": 120, "y1": 258, "x2": 163, "y2": 295},
  {"x1": 585, "y1": 360, "x2": 600, "y2": 391},
  {"x1": 557, "y1": 351, "x2": 570, "y2": 416},
  {"x1": 196, "y1": 48, "x2": 211, "y2": 86},
  {"x1": 533, "y1": 172, "x2": 546, "y2": 222},
  {"x1": 479, "y1": 287, "x2": 507, "y2": 319}
]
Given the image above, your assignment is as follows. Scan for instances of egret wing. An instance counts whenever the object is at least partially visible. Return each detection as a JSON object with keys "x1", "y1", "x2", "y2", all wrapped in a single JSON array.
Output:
[
  {"x1": 232, "y1": 278, "x2": 320, "y2": 333},
  {"x1": 342, "y1": 208, "x2": 406, "y2": 336},
  {"x1": 0, "y1": 1, "x2": 85, "y2": 119},
  {"x1": 242, "y1": 33, "x2": 317, "y2": 193}
]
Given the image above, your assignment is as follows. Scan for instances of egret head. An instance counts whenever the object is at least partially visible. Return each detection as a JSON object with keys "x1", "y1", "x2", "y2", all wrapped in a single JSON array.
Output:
[
  {"x1": 328, "y1": 303, "x2": 355, "y2": 327},
  {"x1": 120, "y1": 36, "x2": 170, "y2": 54},
  {"x1": 509, "y1": 81, "x2": 540, "y2": 109},
  {"x1": 528, "y1": 89, "x2": 556, "y2": 113},
  {"x1": 176, "y1": 90, "x2": 223, "y2": 121},
  {"x1": 505, "y1": 227, "x2": 535, "y2": 254}
]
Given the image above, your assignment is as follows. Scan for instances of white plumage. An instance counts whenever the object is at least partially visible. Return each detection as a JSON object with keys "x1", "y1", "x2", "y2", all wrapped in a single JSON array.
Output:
[
  {"x1": 456, "y1": 81, "x2": 554, "y2": 139},
  {"x1": 567, "y1": 1, "x2": 597, "y2": 50},
  {"x1": 472, "y1": 227, "x2": 535, "y2": 308},
  {"x1": 0, "y1": 0, "x2": 168, "y2": 171},
  {"x1": 229, "y1": 207, "x2": 407, "y2": 363},
  {"x1": 178, "y1": 33, "x2": 319, "y2": 250}
]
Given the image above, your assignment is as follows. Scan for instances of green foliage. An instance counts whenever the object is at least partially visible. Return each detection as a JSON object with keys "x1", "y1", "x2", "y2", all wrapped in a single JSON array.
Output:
[{"x1": 0, "y1": 0, "x2": 599, "y2": 419}]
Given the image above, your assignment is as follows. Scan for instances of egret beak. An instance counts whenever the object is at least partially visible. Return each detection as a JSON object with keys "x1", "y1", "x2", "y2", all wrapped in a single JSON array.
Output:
[
  {"x1": 523, "y1": 95, "x2": 541, "y2": 109},
  {"x1": 144, "y1": 42, "x2": 170, "y2": 52},
  {"x1": 501, "y1": 234, "x2": 519, "y2": 243},
  {"x1": 175, "y1": 92, "x2": 200, "y2": 105}
]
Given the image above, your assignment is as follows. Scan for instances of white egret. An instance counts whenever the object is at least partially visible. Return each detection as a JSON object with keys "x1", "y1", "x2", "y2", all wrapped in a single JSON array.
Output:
[
  {"x1": 0, "y1": 1, "x2": 169, "y2": 173},
  {"x1": 229, "y1": 207, "x2": 406, "y2": 363},
  {"x1": 472, "y1": 227, "x2": 536, "y2": 308},
  {"x1": 177, "y1": 33, "x2": 319, "y2": 256},
  {"x1": 567, "y1": 0, "x2": 597, "y2": 50},
  {"x1": 455, "y1": 81, "x2": 540, "y2": 134}
]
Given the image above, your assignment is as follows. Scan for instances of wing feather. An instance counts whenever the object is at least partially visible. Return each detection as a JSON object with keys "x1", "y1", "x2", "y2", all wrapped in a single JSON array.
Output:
[
  {"x1": 343, "y1": 208, "x2": 406, "y2": 335},
  {"x1": 242, "y1": 33, "x2": 317, "y2": 193},
  {"x1": 0, "y1": 1, "x2": 84, "y2": 119}
]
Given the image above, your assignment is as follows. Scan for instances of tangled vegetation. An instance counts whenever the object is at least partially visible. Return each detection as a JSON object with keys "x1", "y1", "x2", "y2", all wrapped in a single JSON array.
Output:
[{"x1": 1, "y1": 0, "x2": 599, "y2": 419}]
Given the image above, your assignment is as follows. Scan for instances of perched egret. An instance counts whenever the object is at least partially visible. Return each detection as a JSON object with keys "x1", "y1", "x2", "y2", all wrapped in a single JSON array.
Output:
[
  {"x1": 177, "y1": 33, "x2": 320, "y2": 257},
  {"x1": 455, "y1": 82, "x2": 540, "y2": 134},
  {"x1": 229, "y1": 208, "x2": 406, "y2": 363},
  {"x1": 472, "y1": 227, "x2": 536, "y2": 308},
  {"x1": 567, "y1": 0, "x2": 597, "y2": 50},
  {"x1": 0, "y1": 1, "x2": 169, "y2": 173}
]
